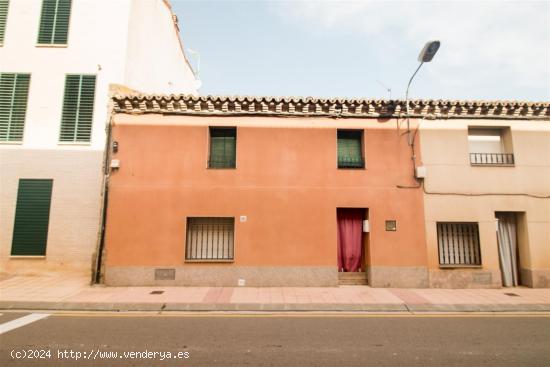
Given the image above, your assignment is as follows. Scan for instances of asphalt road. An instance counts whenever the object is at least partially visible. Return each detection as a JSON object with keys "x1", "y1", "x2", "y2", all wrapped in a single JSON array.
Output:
[{"x1": 1, "y1": 312, "x2": 549, "y2": 366}]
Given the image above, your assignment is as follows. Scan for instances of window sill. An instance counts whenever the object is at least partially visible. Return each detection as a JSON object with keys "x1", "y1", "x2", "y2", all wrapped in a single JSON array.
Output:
[
  {"x1": 207, "y1": 167, "x2": 236, "y2": 170},
  {"x1": 10, "y1": 255, "x2": 46, "y2": 259},
  {"x1": 439, "y1": 265, "x2": 482, "y2": 269},
  {"x1": 36, "y1": 44, "x2": 68, "y2": 48},
  {"x1": 58, "y1": 142, "x2": 92, "y2": 146},
  {"x1": 470, "y1": 163, "x2": 515, "y2": 167},
  {"x1": 185, "y1": 259, "x2": 234, "y2": 263},
  {"x1": 0, "y1": 141, "x2": 23, "y2": 145}
]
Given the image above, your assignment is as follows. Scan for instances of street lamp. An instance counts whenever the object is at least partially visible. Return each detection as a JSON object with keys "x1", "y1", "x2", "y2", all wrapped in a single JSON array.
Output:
[{"x1": 405, "y1": 40, "x2": 440, "y2": 145}]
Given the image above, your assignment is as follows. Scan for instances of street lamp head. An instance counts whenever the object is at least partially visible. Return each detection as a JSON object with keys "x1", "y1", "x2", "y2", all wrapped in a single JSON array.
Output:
[{"x1": 418, "y1": 40, "x2": 440, "y2": 62}]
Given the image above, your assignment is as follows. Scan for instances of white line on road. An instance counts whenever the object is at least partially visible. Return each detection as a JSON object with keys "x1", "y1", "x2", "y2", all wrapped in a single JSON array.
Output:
[{"x1": 0, "y1": 313, "x2": 50, "y2": 335}]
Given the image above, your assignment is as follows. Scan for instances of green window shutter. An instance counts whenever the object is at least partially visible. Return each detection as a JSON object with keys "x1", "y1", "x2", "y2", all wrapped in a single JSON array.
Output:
[
  {"x1": 209, "y1": 127, "x2": 236, "y2": 168},
  {"x1": 337, "y1": 130, "x2": 364, "y2": 168},
  {"x1": 0, "y1": 73, "x2": 31, "y2": 142},
  {"x1": 59, "y1": 74, "x2": 96, "y2": 142},
  {"x1": 37, "y1": 0, "x2": 72, "y2": 45},
  {"x1": 11, "y1": 179, "x2": 53, "y2": 256},
  {"x1": 0, "y1": 0, "x2": 8, "y2": 44}
]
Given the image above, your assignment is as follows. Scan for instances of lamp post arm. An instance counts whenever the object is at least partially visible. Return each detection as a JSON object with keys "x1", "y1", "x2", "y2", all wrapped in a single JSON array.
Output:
[{"x1": 405, "y1": 61, "x2": 424, "y2": 145}]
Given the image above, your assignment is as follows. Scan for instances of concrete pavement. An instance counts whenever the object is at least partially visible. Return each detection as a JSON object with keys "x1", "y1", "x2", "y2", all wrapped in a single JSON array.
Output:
[{"x1": 1, "y1": 274, "x2": 550, "y2": 312}]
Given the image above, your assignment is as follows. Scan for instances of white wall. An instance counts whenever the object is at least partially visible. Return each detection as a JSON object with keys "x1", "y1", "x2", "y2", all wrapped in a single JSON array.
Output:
[
  {"x1": 124, "y1": 0, "x2": 198, "y2": 94},
  {"x1": 0, "y1": 0, "x2": 133, "y2": 150}
]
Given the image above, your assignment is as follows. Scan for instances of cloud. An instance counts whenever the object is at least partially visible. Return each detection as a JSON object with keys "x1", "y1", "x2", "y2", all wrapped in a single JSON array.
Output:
[{"x1": 270, "y1": 0, "x2": 550, "y2": 100}]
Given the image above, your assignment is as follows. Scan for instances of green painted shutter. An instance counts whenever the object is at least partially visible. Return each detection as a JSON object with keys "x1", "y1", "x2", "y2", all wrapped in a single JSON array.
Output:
[
  {"x1": 0, "y1": 0, "x2": 8, "y2": 44},
  {"x1": 209, "y1": 127, "x2": 236, "y2": 168},
  {"x1": 37, "y1": 0, "x2": 72, "y2": 45},
  {"x1": 0, "y1": 73, "x2": 31, "y2": 142},
  {"x1": 337, "y1": 130, "x2": 364, "y2": 168},
  {"x1": 59, "y1": 74, "x2": 96, "y2": 142},
  {"x1": 11, "y1": 179, "x2": 53, "y2": 256}
]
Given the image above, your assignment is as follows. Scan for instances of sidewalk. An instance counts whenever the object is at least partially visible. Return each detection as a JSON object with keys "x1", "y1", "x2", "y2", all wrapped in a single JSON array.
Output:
[{"x1": 1, "y1": 274, "x2": 550, "y2": 312}]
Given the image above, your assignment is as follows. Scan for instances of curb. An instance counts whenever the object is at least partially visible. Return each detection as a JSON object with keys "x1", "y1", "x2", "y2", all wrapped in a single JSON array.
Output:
[{"x1": 1, "y1": 301, "x2": 550, "y2": 313}]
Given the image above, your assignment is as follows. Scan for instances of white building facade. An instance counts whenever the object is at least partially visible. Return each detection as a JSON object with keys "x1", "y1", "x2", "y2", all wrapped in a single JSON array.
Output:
[{"x1": 0, "y1": 0, "x2": 197, "y2": 279}]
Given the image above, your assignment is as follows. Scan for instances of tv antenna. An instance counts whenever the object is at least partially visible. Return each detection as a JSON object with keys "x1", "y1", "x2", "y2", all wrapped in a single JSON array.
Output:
[{"x1": 376, "y1": 80, "x2": 392, "y2": 99}]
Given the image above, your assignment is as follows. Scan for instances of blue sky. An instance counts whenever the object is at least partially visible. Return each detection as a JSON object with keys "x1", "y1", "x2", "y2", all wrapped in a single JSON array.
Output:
[{"x1": 173, "y1": 0, "x2": 550, "y2": 101}]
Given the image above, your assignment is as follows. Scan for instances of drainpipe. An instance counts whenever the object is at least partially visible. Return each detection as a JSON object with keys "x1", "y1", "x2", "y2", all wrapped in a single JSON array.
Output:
[{"x1": 92, "y1": 97, "x2": 115, "y2": 284}]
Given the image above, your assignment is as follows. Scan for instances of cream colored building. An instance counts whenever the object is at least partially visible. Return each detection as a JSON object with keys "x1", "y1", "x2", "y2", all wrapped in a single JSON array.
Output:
[
  {"x1": 418, "y1": 102, "x2": 550, "y2": 288},
  {"x1": 0, "y1": 0, "x2": 197, "y2": 279}
]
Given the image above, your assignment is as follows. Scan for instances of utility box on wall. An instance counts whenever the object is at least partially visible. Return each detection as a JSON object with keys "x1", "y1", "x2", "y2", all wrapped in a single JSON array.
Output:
[{"x1": 363, "y1": 220, "x2": 370, "y2": 233}]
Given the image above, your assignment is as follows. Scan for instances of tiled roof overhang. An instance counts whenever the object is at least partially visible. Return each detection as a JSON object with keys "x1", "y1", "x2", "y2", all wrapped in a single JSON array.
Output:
[{"x1": 112, "y1": 94, "x2": 550, "y2": 120}]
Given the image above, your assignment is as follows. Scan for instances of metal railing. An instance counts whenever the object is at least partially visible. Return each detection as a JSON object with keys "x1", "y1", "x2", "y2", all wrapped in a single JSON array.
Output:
[
  {"x1": 338, "y1": 156, "x2": 364, "y2": 168},
  {"x1": 437, "y1": 222, "x2": 481, "y2": 266},
  {"x1": 208, "y1": 159, "x2": 236, "y2": 168},
  {"x1": 185, "y1": 217, "x2": 234, "y2": 260},
  {"x1": 469, "y1": 153, "x2": 514, "y2": 165}
]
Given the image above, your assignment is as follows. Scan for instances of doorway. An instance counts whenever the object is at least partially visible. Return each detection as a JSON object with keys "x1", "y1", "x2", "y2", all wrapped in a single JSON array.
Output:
[
  {"x1": 496, "y1": 212, "x2": 521, "y2": 287},
  {"x1": 337, "y1": 208, "x2": 366, "y2": 274}
]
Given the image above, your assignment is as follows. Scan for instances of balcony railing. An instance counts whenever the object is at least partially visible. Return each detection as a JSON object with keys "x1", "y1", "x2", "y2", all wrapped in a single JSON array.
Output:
[
  {"x1": 338, "y1": 156, "x2": 364, "y2": 168},
  {"x1": 208, "y1": 159, "x2": 236, "y2": 169},
  {"x1": 469, "y1": 153, "x2": 514, "y2": 165}
]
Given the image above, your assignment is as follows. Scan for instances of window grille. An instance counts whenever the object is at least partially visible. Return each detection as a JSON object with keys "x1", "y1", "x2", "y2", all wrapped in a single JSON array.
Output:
[
  {"x1": 437, "y1": 222, "x2": 481, "y2": 266},
  {"x1": 337, "y1": 130, "x2": 364, "y2": 168},
  {"x1": 186, "y1": 217, "x2": 234, "y2": 261}
]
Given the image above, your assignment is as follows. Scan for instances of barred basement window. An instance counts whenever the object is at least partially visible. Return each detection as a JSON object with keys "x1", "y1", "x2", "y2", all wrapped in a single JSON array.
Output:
[
  {"x1": 37, "y1": 0, "x2": 72, "y2": 45},
  {"x1": 59, "y1": 74, "x2": 96, "y2": 142},
  {"x1": 0, "y1": 0, "x2": 9, "y2": 45},
  {"x1": 337, "y1": 130, "x2": 364, "y2": 168},
  {"x1": 209, "y1": 127, "x2": 236, "y2": 168},
  {"x1": 437, "y1": 222, "x2": 481, "y2": 266},
  {"x1": 185, "y1": 217, "x2": 234, "y2": 261},
  {"x1": 0, "y1": 73, "x2": 31, "y2": 142}
]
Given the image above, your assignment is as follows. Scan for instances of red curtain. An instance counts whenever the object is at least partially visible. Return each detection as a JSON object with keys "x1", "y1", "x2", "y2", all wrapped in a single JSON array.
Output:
[{"x1": 337, "y1": 209, "x2": 364, "y2": 272}]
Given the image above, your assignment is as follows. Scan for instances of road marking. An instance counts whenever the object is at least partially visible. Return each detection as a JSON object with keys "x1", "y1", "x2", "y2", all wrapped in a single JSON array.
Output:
[{"x1": 0, "y1": 313, "x2": 50, "y2": 335}]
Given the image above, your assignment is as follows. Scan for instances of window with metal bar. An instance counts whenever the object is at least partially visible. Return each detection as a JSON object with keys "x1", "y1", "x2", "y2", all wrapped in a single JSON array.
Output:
[
  {"x1": 37, "y1": 0, "x2": 72, "y2": 45},
  {"x1": 437, "y1": 222, "x2": 481, "y2": 266},
  {"x1": 468, "y1": 127, "x2": 514, "y2": 166},
  {"x1": 59, "y1": 74, "x2": 96, "y2": 143},
  {"x1": 186, "y1": 217, "x2": 234, "y2": 261},
  {"x1": 0, "y1": 0, "x2": 9, "y2": 44},
  {"x1": 0, "y1": 73, "x2": 31, "y2": 142},
  {"x1": 209, "y1": 127, "x2": 236, "y2": 168},
  {"x1": 337, "y1": 130, "x2": 364, "y2": 168}
]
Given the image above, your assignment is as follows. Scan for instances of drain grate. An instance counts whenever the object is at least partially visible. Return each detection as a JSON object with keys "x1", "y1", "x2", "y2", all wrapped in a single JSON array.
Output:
[
  {"x1": 504, "y1": 292, "x2": 519, "y2": 297},
  {"x1": 150, "y1": 290, "x2": 164, "y2": 295}
]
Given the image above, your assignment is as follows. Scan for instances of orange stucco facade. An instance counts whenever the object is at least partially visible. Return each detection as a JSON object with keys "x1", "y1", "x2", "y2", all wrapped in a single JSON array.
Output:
[{"x1": 103, "y1": 114, "x2": 428, "y2": 287}]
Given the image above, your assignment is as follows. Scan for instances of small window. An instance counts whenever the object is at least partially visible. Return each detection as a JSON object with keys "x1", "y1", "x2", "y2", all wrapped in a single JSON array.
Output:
[
  {"x1": 59, "y1": 74, "x2": 96, "y2": 143},
  {"x1": 437, "y1": 222, "x2": 481, "y2": 266},
  {"x1": 209, "y1": 127, "x2": 236, "y2": 168},
  {"x1": 37, "y1": 0, "x2": 72, "y2": 45},
  {"x1": 11, "y1": 179, "x2": 53, "y2": 256},
  {"x1": 185, "y1": 217, "x2": 234, "y2": 261},
  {"x1": 0, "y1": 0, "x2": 9, "y2": 45},
  {"x1": 337, "y1": 130, "x2": 364, "y2": 168},
  {"x1": 0, "y1": 73, "x2": 31, "y2": 142},
  {"x1": 468, "y1": 127, "x2": 514, "y2": 165}
]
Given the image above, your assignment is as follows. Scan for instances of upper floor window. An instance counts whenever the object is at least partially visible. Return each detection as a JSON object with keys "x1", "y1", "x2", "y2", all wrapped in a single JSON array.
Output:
[
  {"x1": 0, "y1": 0, "x2": 8, "y2": 45},
  {"x1": 37, "y1": 0, "x2": 72, "y2": 45},
  {"x1": 0, "y1": 73, "x2": 31, "y2": 142},
  {"x1": 468, "y1": 127, "x2": 514, "y2": 166},
  {"x1": 337, "y1": 129, "x2": 364, "y2": 168},
  {"x1": 59, "y1": 74, "x2": 96, "y2": 143},
  {"x1": 209, "y1": 127, "x2": 236, "y2": 168}
]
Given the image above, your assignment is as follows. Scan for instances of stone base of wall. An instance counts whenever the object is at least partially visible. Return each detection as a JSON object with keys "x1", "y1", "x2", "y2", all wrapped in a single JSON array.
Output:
[
  {"x1": 368, "y1": 266, "x2": 429, "y2": 288},
  {"x1": 429, "y1": 268, "x2": 501, "y2": 288},
  {"x1": 0, "y1": 258, "x2": 93, "y2": 277},
  {"x1": 521, "y1": 268, "x2": 550, "y2": 288},
  {"x1": 105, "y1": 266, "x2": 339, "y2": 287}
]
